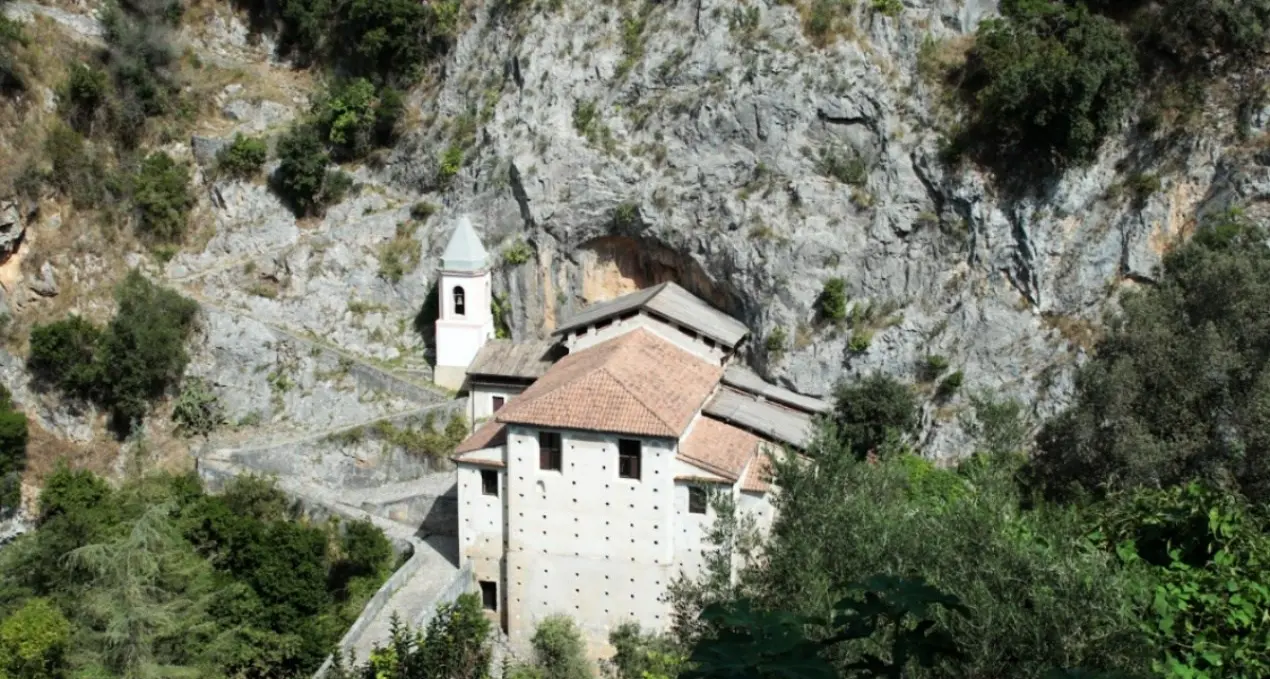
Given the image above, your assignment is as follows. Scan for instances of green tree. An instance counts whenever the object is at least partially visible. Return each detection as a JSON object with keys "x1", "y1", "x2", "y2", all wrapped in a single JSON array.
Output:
[
  {"x1": 604, "y1": 624, "x2": 685, "y2": 679},
  {"x1": 831, "y1": 374, "x2": 918, "y2": 458},
  {"x1": 131, "y1": 152, "x2": 192, "y2": 243},
  {"x1": 27, "y1": 316, "x2": 104, "y2": 399},
  {"x1": 0, "y1": 598, "x2": 71, "y2": 679},
  {"x1": 328, "y1": 594, "x2": 492, "y2": 679},
  {"x1": 1032, "y1": 212, "x2": 1270, "y2": 503},
  {"x1": 673, "y1": 425, "x2": 1153, "y2": 679},
  {"x1": 530, "y1": 615, "x2": 592, "y2": 679},
  {"x1": 68, "y1": 503, "x2": 217, "y2": 679},
  {"x1": 273, "y1": 124, "x2": 330, "y2": 215},
  {"x1": 95, "y1": 271, "x2": 199, "y2": 432},
  {"x1": 959, "y1": 0, "x2": 1138, "y2": 176}
]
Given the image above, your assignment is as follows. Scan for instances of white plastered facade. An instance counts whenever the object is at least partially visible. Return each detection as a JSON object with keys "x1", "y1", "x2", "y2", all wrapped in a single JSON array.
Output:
[{"x1": 457, "y1": 427, "x2": 775, "y2": 657}]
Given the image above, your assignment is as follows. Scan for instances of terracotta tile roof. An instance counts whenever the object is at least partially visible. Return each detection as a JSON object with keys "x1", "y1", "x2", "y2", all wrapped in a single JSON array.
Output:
[
  {"x1": 677, "y1": 416, "x2": 762, "y2": 480},
  {"x1": 740, "y1": 449, "x2": 774, "y2": 493},
  {"x1": 495, "y1": 328, "x2": 723, "y2": 438},
  {"x1": 453, "y1": 418, "x2": 508, "y2": 455}
]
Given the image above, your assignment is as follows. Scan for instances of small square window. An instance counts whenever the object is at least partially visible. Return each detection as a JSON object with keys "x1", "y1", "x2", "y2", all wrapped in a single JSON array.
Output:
[
  {"x1": 618, "y1": 439, "x2": 641, "y2": 480},
  {"x1": 479, "y1": 580, "x2": 498, "y2": 611},
  {"x1": 492, "y1": 395, "x2": 505, "y2": 412},
  {"x1": 480, "y1": 469, "x2": 498, "y2": 496},
  {"x1": 688, "y1": 486, "x2": 707, "y2": 514},
  {"x1": 539, "y1": 432, "x2": 562, "y2": 471}
]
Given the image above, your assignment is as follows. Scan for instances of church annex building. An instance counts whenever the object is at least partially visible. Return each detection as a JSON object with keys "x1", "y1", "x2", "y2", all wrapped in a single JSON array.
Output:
[{"x1": 434, "y1": 216, "x2": 828, "y2": 654}]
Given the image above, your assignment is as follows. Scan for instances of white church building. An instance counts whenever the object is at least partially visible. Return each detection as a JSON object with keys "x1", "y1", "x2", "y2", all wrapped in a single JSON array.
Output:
[{"x1": 432, "y1": 216, "x2": 829, "y2": 655}]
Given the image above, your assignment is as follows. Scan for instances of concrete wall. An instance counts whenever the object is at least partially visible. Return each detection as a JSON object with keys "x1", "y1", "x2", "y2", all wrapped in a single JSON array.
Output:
[
  {"x1": 568, "y1": 313, "x2": 729, "y2": 365},
  {"x1": 458, "y1": 462, "x2": 509, "y2": 625},
  {"x1": 502, "y1": 426, "x2": 679, "y2": 654},
  {"x1": 470, "y1": 383, "x2": 528, "y2": 426},
  {"x1": 437, "y1": 270, "x2": 494, "y2": 386}
]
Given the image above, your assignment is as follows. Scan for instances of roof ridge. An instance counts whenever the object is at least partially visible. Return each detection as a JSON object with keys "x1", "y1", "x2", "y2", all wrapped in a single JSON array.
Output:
[
  {"x1": 600, "y1": 327, "x2": 711, "y2": 435},
  {"x1": 598, "y1": 363, "x2": 680, "y2": 435}
]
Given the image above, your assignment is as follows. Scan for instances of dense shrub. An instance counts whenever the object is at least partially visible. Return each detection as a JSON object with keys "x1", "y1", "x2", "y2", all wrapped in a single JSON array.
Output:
[
  {"x1": 958, "y1": 0, "x2": 1138, "y2": 176},
  {"x1": 273, "y1": 124, "x2": 330, "y2": 215},
  {"x1": 1031, "y1": 211, "x2": 1270, "y2": 504},
  {"x1": 831, "y1": 373, "x2": 919, "y2": 458},
  {"x1": 312, "y1": 79, "x2": 403, "y2": 161},
  {"x1": 528, "y1": 615, "x2": 592, "y2": 679},
  {"x1": 1, "y1": 471, "x2": 394, "y2": 679},
  {"x1": 216, "y1": 133, "x2": 268, "y2": 178},
  {"x1": 1144, "y1": 0, "x2": 1270, "y2": 71},
  {"x1": 171, "y1": 376, "x2": 225, "y2": 438},
  {"x1": 327, "y1": 593, "x2": 492, "y2": 679},
  {"x1": 0, "y1": 598, "x2": 71, "y2": 679},
  {"x1": 816, "y1": 277, "x2": 848, "y2": 323},
  {"x1": 28, "y1": 272, "x2": 198, "y2": 433},
  {"x1": 672, "y1": 436, "x2": 1154, "y2": 679},
  {"x1": 0, "y1": 386, "x2": 29, "y2": 515},
  {"x1": 63, "y1": 63, "x2": 110, "y2": 134},
  {"x1": 131, "y1": 152, "x2": 192, "y2": 242},
  {"x1": 28, "y1": 315, "x2": 105, "y2": 398}
]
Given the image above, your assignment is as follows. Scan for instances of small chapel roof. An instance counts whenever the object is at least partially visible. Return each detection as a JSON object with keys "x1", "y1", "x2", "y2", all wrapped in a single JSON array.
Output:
[
  {"x1": 454, "y1": 418, "x2": 508, "y2": 455},
  {"x1": 553, "y1": 282, "x2": 750, "y2": 348},
  {"x1": 440, "y1": 215, "x2": 489, "y2": 272},
  {"x1": 467, "y1": 339, "x2": 560, "y2": 382},
  {"x1": 494, "y1": 328, "x2": 723, "y2": 438}
]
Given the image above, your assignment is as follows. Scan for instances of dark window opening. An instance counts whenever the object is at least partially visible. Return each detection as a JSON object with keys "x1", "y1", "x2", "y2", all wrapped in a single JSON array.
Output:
[
  {"x1": 595, "y1": 318, "x2": 613, "y2": 331},
  {"x1": 688, "y1": 486, "x2": 707, "y2": 514},
  {"x1": 480, "y1": 469, "x2": 498, "y2": 496},
  {"x1": 492, "y1": 395, "x2": 505, "y2": 412},
  {"x1": 539, "y1": 432, "x2": 562, "y2": 471},
  {"x1": 618, "y1": 439, "x2": 641, "y2": 480},
  {"x1": 449, "y1": 286, "x2": 464, "y2": 318},
  {"x1": 479, "y1": 580, "x2": 498, "y2": 611}
]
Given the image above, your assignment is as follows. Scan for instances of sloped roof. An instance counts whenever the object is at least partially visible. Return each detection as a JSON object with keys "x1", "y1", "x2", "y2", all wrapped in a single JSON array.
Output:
[
  {"x1": 454, "y1": 418, "x2": 508, "y2": 455},
  {"x1": 467, "y1": 339, "x2": 559, "y2": 381},
  {"x1": 495, "y1": 328, "x2": 723, "y2": 438},
  {"x1": 677, "y1": 416, "x2": 762, "y2": 481},
  {"x1": 721, "y1": 366, "x2": 832, "y2": 415},
  {"x1": 441, "y1": 215, "x2": 489, "y2": 272},
  {"x1": 703, "y1": 387, "x2": 817, "y2": 449},
  {"x1": 553, "y1": 282, "x2": 750, "y2": 348},
  {"x1": 740, "y1": 451, "x2": 773, "y2": 493}
]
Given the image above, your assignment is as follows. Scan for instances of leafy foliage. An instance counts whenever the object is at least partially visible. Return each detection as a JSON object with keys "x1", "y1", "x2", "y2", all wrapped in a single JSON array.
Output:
[
  {"x1": 0, "y1": 598, "x2": 71, "y2": 679},
  {"x1": 957, "y1": 0, "x2": 1138, "y2": 177},
  {"x1": 273, "y1": 124, "x2": 331, "y2": 215},
  {"x1": 831, "y1": 374, "x2": 918, "y2": 458},
  {"x1": 130, "y1": 152, "x2": 192, "y2": 242},
  {"x1": 0, "y1": 470, "x2": 395, "y2": 679},
  {"x1": 1031, "y1": 212, "x2": 1270, "y2": 503},
  {"x1": 1095, "y1": 483, "x2": 1270, "y2": 677},
  {"x1": 312, "y1": 79, "x2": 403, "y2": 162},
  {"x1": 817, "y1": 278, "x2": 848, "y2": 323},
  {"x1": 327, "y1": 594, "x2": 492, "y2": 679},
  {"x1": 0, "y1": 386, "x2": 29, "y2": 516},
  {"x1": 28, "y1": 272, "x2": 198, "y2": 434},
  {"x1": 217, "y1": 133, "x2": 269, "y2": 179},
  {"x1": 529, "y1": 616, "x2": 592, "y2": 679},
  {"x1": 670, "y1": 428, "x2": 1154, "y2": 679},
  {"x1": 685, "y1": 577, "x2": 966, "y2": 679}
]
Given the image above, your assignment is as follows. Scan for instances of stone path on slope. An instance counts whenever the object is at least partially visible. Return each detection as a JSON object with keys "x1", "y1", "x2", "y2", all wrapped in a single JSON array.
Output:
[{"x1": 347, "y1": 535, "x2": 460, "y2": 665}]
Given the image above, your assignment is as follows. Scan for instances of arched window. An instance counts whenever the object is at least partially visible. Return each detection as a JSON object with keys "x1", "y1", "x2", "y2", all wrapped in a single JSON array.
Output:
[{"x1": 453, "y1": 286, "x2": 466, "y2": 316}]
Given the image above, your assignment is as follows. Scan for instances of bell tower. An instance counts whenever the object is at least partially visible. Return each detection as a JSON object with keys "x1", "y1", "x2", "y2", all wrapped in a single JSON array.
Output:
[{"x1": 434, "y1": 215, "x2": 493, "y2": 390}]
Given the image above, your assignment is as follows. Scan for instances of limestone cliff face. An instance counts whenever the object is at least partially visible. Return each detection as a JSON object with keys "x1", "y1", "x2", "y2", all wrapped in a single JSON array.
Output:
[
  {"x1": 374, "y1": 0, "x2": 1260, "y2": 456},
  {"x1": 5, "y1": 0, "x2": 1266, "y2": 461}
]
